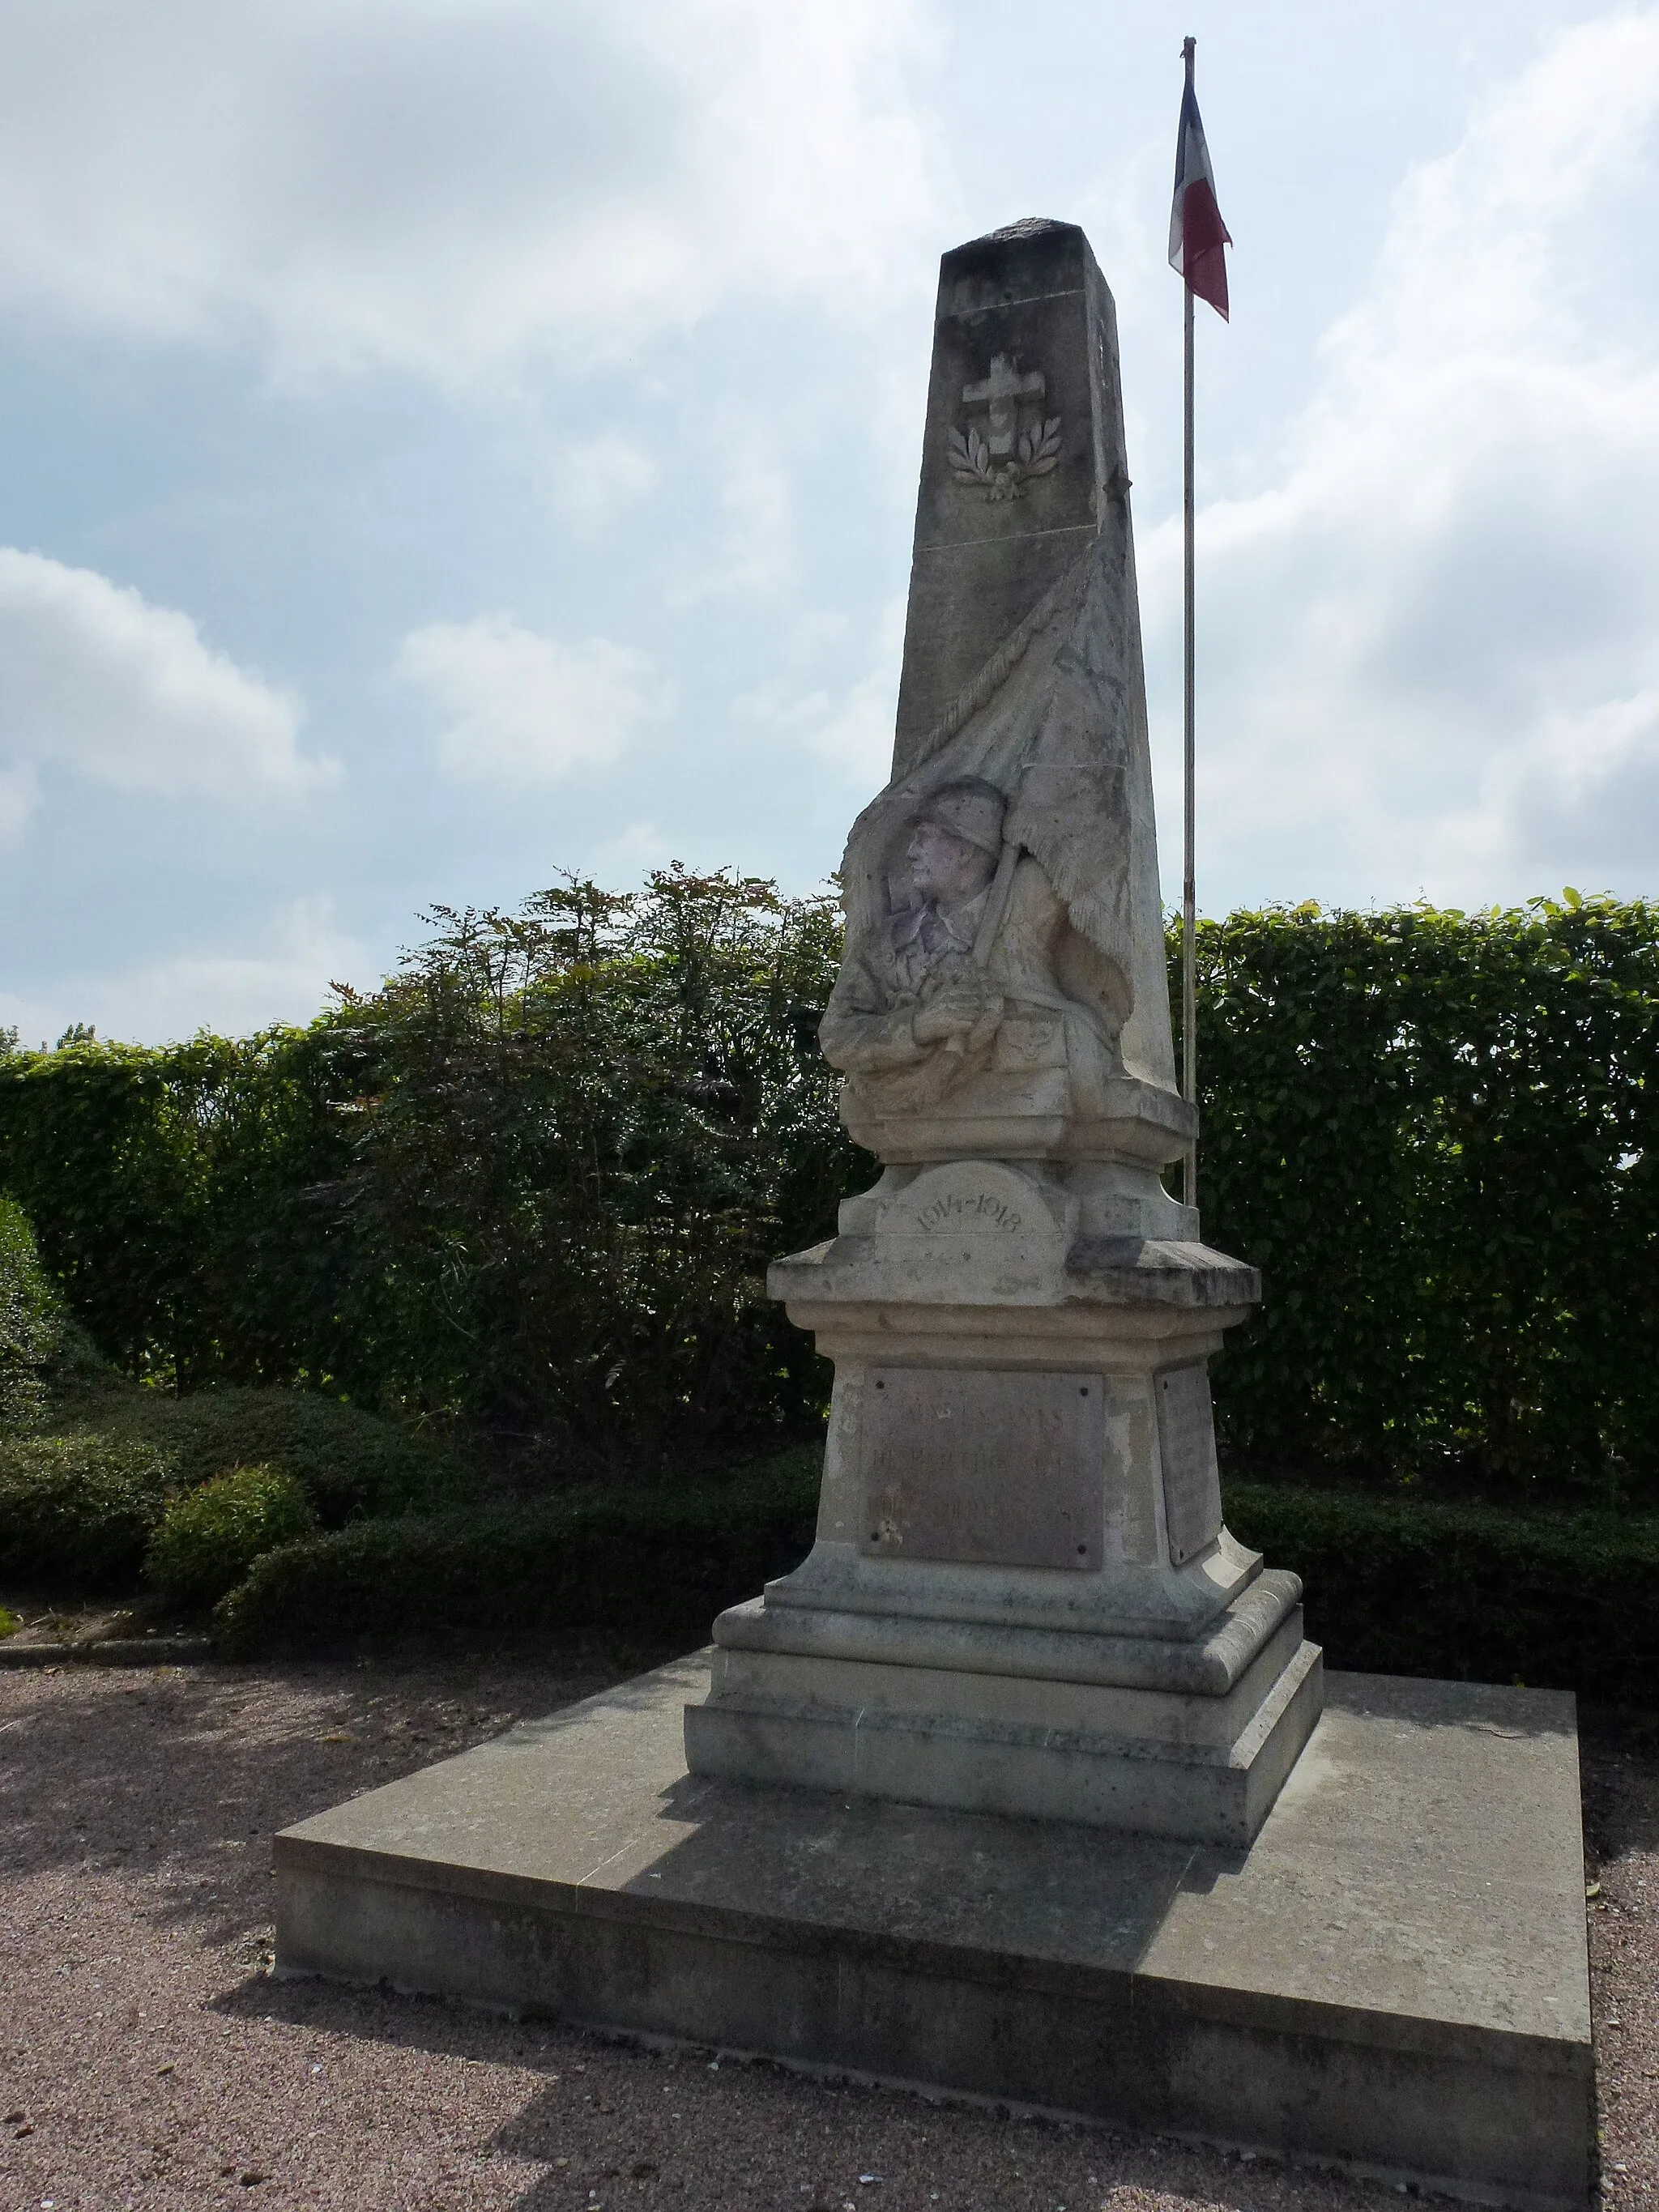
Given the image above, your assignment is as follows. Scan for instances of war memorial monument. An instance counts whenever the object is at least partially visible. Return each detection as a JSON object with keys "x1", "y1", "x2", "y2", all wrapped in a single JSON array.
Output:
[{"x1": 274, "y1": 222, "x2": 1593, "y2": 2210}]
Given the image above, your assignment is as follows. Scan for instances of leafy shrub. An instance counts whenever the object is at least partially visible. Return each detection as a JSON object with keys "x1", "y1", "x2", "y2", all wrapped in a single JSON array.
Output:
[
  {"x1": 0, "y1": 1027, "x2": 369, "y2": 1397},
  {"x1": 0, "y1": 874, "x2": 854, "y2": 1465},
  {"x1": 1, "y1": 1198, "x2": 119, "y2": 1434},
  {"x1": 0, "y1": 1376, "x2": 462, "y2": 1599},
  {"x1": 215, "y1": 1451, "x2": 1659, "y2": 1705},
  {"x1": 143, "y1": 1463, "x2": 317, "y2": 1606},
  {"x1": 49, "y1": 1384, "x2": 467, "y2": 1528},
  {"x1": 1226, "y1": 1480, "x2": 1659, "y2": 1705},
  {"x1": 214, "y1": 1447, "x2": 821, "y2": 1657},
  {"x1": 312, "y1": 875, "x2": 851, "y2": 1459},
  {"x1": 0, "y1": 1606, "x2": 18, "y2": 1638},
  {"x1": 0, "y1": 1434, "x2": 177, "y2": 1585},
  {"x1": 0, "y1": 1196, "x2": 70, "y2": 1428}
]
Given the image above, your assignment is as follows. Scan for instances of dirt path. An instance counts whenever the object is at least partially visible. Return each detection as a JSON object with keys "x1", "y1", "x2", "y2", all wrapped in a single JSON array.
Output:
[{"x1": 0, "y1": 1650, "x2": 1644, "y2": 2211}]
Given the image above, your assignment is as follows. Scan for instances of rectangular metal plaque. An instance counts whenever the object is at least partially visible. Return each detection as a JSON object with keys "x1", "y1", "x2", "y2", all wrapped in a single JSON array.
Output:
[
  {"x1": 860, "y1": 1367, "x2": 1103, "y2": 1571},
  {"x1": 1156, "y1": 1363, "x2": 1223, "y2": 1566}
]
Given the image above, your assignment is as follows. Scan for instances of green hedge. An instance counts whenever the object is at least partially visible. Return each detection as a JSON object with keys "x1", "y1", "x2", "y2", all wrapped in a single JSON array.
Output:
[
  {"x1": 41, "y1": 1383, "x2": 467, "y2": 1528},
  {"x1": 4, "y1": 887, "x2": 1657, "y2": 1498},
  {"x1": 212, "y1": 1453, "x2": 1659, "y2": 1707},
  {"x1": 0, "y1": 1379, "x2": 462, "y2": 1589},
  {"x1": 213, "y1": 1447, "x2": 823, "y2": 1657},
  {"x1": 1227, "y1": 1481, "x2": 1659, "y2": 1707},
  {"x1": 0, "y1": 1028, "x2": 370, "y2": 1396},
  {"x1": 1188, "y1": 896, "x2": 1659, "y2": 1502},
  {"x1": 0, "y1": 876, "x2": 852, "y2": 1464},
  {"x1": 0, "y1": 1194, "x2": 103, "y2": 1425},
  {"x1": 0, "y1": 1194, "x2": 58, "y2": 1426}
]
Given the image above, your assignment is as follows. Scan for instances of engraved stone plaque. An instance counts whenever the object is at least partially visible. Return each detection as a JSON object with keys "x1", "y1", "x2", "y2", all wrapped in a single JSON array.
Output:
[
  {"x1": 861, "y1": 1367, "x2": 1103, "y2": 1571},
  {"x1": 1155, "y1": 1362, "x2": 1223, "y2": 1566}
]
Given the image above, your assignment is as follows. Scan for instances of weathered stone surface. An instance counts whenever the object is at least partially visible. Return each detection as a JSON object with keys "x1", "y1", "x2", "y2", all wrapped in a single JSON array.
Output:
[
  {"x1": 1155, "y1": 1362, "x2": 1224, "y2": 1566},
  {"x1": 275, "y1": 1659, "x2": 1593, "y2": 2212},
  {"x1": 693, "y1": 1187, "x2": 1307, "y2": 1830},
  {"x1": 710, "y1": 1564, "x2": 1304, "y2": 1694},
  {"x1": 701, "y1": 221, "x2": 1309, "y2": 1843},
  {"x1": 684, "y1": 1608, "x2": 1321, "y2": 1843},
  {"x1": 859, "y1": 1365, "x2": 1106, "y2": 1571},
  {"x1": 689, "y1": 224, "x2": 1309, "y2": 1840},
  {"x1": 822, "y1": 218, "x2": 1175, "y2": 1170},
  {"x1": 895, "y1": 219, "x2": 1124, "y2": 765},
  {"x1": 694, "y1": 1242, "x2": 1319, "y2": 1836}
]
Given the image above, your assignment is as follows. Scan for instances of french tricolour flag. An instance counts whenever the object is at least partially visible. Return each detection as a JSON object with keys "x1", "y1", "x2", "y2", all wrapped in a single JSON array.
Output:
[{"x1": 1168, "y1": 79, "x2": 1231, "y2": 321}]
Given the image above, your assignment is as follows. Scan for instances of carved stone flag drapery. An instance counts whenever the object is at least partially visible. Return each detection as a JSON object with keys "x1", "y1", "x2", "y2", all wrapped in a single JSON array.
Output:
[
  {"x1": 1168, "y1": 75, "x2": 1231, "y2": 320},
  {"x1": 822, "y1": 219, "x2": 1184, "y2": 1167}
]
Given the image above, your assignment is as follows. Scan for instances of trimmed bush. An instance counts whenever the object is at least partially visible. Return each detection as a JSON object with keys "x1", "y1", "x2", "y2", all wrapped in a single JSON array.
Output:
[
  {"x1": 214, "y1": 1447, "x2": 821, "y2": 1657},
  {"x1": 1189, "y1": 897, "x2": 1659, "y2": 1501},
  {"x1": 0, "y1": 877, "x2": 852, "y2": 1463},
  {"x1": 1226, "y1": 1481, "x2": 1659, "y2": 1706},
  {"x1": 49, "y1": 1384, "x2": 467, "y2": 1528},
  {"x1": 214, "y1": 1455, "x2": 1659, "y2": 1706},
  {"x1": 0, "y1": 1371, "x2": 462, "y2": 1598},
  {"x1": 0, "y1": 1434, "x2": 177, "y2": 1585},
  {"x1": 143, "y1": 1464, "x2": 318, "y2": 1607}
]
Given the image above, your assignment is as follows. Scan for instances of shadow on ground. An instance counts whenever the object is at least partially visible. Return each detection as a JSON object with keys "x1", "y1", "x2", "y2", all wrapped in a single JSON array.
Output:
[
  {"x1": 0, "y1": 1649, "x2": 1455, "y2": 2212},
  {"x1": 218, "y1": 1960, "x2": 1348, "y2": 2212},
  {"x1": 0, "y1": 1639, "x2": 680, "y2": 1955}
]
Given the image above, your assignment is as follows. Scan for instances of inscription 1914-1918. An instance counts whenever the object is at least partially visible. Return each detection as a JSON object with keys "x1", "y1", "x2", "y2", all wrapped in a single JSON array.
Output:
[{"x1": 913, "y1": 1190, "x2": 1024, "y2": 1234}]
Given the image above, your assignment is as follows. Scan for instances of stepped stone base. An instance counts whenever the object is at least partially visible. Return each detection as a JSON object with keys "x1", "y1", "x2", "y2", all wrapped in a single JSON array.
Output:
[
  {"x1": 700, "y1": 1194, "x2": 1320, "y2": 1843},
  {"x1": 274, "y1": 1655, "x2": 1593, "y2": 2212},
  {"x1": 685, "y1": 1579, "x2": 1323, "y2": 1845}
]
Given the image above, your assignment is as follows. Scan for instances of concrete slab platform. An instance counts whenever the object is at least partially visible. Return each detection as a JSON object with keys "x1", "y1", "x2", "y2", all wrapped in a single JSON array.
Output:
[{"x1": 274, "y1": 1659, "x2": 1593, "y2": 2212}]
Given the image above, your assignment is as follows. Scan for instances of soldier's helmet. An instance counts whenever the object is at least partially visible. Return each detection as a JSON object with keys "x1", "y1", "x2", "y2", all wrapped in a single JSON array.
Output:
[{"x1": 914, "y1": 778, "x2": 1006, "y2": 858}]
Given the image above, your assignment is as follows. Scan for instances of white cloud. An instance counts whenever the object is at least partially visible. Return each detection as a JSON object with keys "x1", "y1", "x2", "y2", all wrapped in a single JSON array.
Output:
[
  {"x1": 747, "y1": 592, "x2": 906, "y2": 784},
  {"x1": 545, "y1": 432, "x2": 660, "y2": 530},
  {"x1": 399, "y1": 615, "x2": 667, "y2": 784},
  {"x1": 602, "y1": 819, "x2": 673, "y2": 876},
  {"x1": 0, "y1": 765, "x2": 39, "y2": 845},
  {"x1": 667, "y1": 428, "x2": 796, "y2": 605},
  {"x1": 0, "y1": 0, "x2": 947, "y2": 383},
  {"x1": 807, "y1": 664, "x2": 899, "y2": 785},
  {"x1": 1143, "y1": 10, "x2": 1659, "y2": 910},
  {"x1": 0, "y1": 895, "x2": 367, "y2": 1047},
  {"x1": 0, "y1": 548, "x2": 326, "y2": 842}
]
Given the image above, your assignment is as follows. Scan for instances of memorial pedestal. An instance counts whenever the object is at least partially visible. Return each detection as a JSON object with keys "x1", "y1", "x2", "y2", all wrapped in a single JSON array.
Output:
[{"x1": 684, "y1": 1157, "x2": 1323, "y2": 1845}]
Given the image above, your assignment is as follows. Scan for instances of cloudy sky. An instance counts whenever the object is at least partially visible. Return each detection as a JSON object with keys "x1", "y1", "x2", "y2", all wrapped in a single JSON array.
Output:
[{"x1": 2, "y1": 0, "x2": 1657, "y2": 1045}]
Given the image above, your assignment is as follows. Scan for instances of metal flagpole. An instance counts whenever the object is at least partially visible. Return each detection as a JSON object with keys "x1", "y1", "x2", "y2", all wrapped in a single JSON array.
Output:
[{"x1": 1180, "y1": 37, "x2": 1198, "y2": 1217}]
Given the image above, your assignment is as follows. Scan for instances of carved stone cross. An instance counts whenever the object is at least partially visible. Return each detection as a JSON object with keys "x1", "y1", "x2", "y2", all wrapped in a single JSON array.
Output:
[{"x1": 961, "y1": 352, "x2": 1046, "y2": 458}]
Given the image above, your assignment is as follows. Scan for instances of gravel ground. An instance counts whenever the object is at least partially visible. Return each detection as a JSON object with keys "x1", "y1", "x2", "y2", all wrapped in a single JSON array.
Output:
[
  {"x1": 0, "y1": 1648, "x2": 1644, "y2": 2212},
  {"x1": 1581, "y1": 1726, "x2": 1659, "y2": 2210}
]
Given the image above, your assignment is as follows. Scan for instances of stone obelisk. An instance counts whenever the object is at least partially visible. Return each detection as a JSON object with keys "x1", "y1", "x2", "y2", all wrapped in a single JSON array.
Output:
[{"x1": 684, "y1": 219, "x2": 1321, "y2": 1843}]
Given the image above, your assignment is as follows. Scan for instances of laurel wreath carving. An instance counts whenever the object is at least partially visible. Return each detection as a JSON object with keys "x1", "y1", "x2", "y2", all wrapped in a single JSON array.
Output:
[{"x1": 947, "y1": 416, "x2": 1063, "y2": 501}]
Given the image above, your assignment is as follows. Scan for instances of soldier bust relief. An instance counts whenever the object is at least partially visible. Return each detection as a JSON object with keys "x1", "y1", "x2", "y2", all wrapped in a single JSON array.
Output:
[{"x1": 821, "y1": 776, "x2": 1131, "y2": 1151}]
